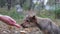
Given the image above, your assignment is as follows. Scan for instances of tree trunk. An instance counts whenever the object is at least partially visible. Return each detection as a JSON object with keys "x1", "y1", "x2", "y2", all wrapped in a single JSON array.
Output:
[{"x1": 7, "y1": 0, "x2": 11, "y2": 10}]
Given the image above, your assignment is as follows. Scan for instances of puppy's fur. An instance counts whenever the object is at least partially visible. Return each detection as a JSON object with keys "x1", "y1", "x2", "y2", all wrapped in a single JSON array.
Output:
[{"x1": 21, "y1": 15, "x2": 60, "y2": 34}]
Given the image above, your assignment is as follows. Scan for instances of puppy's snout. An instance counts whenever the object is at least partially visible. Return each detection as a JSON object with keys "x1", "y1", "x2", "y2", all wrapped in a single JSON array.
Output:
[
  {"x1": 21, "y1": 24, "x2": 25, "y2": 28},
  {"x1": 21, "y1": 23, "x2": 28, "y2": 28},
  {"x1": 21, "y1": 24, "x2": 24, "y2": 27}
]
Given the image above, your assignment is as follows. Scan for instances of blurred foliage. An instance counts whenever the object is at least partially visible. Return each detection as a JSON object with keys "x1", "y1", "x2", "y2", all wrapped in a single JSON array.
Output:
[
  {"x1": 0, "y1": 0, "x2": 6, "y2": 7},
  {"x1": 54, "y1": 9, "x2": 60, "y2": 19},
  {"x1": 23, "y1": 0, "x2": 33, "y2": 10},
  {"x1": 0, "y1": 0, "x2": 60, "y2": 20},
  {"x1": 37, "y1": 9, "x2": 55, "y2": 19},
  {"x1": 0, "y1": 8, "x2": 24, "y2": 20}
]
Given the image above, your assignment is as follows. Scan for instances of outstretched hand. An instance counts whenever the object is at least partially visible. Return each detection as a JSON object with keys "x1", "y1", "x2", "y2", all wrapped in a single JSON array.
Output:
[{"x1": 0, "y1": 15, "x2": 21, "y2": 28}]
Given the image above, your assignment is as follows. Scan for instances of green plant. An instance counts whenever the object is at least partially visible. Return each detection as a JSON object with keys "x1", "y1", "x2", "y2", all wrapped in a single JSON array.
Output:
[{"x1": 54, "y1": 9, "x2": 60, "y2": 19}]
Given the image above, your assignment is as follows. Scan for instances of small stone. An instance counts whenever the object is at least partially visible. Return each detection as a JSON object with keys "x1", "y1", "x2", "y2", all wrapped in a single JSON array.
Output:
[
  {"x1": 15, "y1": 31, "x2": 18, "y2": 33},
  {"x1": 20, "y1": 30, "x2": 27, "y2": 34},
  {"x1": 3, "y1": 31, "x2": 7, "y2": 33}
]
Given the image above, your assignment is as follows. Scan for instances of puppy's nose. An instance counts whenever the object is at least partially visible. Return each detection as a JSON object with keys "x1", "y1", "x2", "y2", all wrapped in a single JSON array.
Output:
[
  {"x1": 21, "y1": 24, "x2": 25, "y2": 28},
  {"x1": 21, "y1": 24, "x2": 24, "y2": 27},
  {"x1": 21, "y1": 24, "x2": 28, "y2": 28}
]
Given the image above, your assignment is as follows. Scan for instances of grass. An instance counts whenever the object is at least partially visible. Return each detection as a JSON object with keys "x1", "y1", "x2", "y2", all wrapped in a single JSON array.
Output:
[
  {"x1": 0, "y1": 8, "x2": 24, "y2": 24},
  {"x1": 37, "y1": 9, "x2": 55, "y2": 19}
]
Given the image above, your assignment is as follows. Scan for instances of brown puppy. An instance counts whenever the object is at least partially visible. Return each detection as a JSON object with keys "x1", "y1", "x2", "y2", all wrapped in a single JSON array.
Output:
[{"x1": 21, "y1": 15, "x2": 60, "y2": 34}]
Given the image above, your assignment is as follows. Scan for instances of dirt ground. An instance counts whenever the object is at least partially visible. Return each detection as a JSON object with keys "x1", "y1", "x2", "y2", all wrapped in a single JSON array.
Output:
[
  {"x1": 0, "y1": 19, "x2": 60, "y2": 34},
  {"x1": 0, "y1": 21, "x2": 43, "y2": 34}
]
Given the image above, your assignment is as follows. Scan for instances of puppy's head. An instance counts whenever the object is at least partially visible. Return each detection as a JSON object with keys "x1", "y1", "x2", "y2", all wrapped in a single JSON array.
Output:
[{"x1": 21, "y1": 15, "x2": 37, "y2": 28}]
